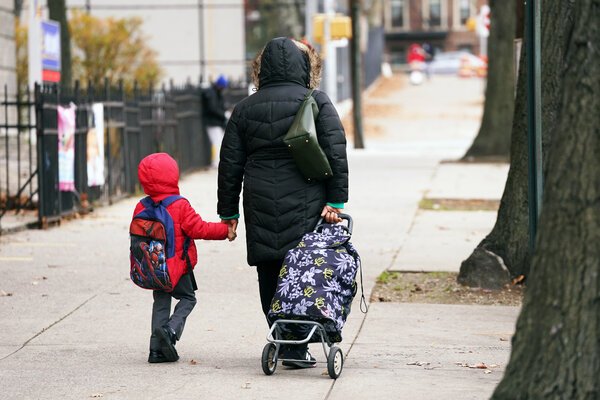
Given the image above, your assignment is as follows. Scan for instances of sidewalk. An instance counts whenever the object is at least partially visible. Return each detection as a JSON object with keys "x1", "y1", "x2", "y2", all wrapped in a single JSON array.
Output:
[{"x1": 0, "y1": 75, "x2": 519, "y2": 400}]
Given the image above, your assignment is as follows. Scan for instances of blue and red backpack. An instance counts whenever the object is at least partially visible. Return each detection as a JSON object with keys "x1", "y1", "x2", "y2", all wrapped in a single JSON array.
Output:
[{"x1": 129, "y1": 195, "x2": 191, "y2": 291}]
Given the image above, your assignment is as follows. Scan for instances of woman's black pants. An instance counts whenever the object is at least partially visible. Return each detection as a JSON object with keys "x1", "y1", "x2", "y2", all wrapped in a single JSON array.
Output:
[{"x1": 256, "y1": 260, "x2": 283, "y2": 318}]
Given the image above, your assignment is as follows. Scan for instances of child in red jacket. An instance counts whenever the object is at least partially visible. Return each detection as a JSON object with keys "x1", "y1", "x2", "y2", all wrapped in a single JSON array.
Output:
[{"x1": 134, "y1": 152, "x2": 235, "y2": 363}]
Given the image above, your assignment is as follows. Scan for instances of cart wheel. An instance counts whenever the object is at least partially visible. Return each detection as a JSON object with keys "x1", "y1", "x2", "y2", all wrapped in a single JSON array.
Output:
[
  {"x1": 327, "y1": 346, "x2": 344, "y2": 379},
  {"x1": 261, "y1": 343, "x2": 277, "y2": 375}
]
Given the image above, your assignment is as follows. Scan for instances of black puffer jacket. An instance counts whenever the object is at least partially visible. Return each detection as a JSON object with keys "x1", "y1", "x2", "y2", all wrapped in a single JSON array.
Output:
[{"x1": 217, "y1": 37, "x2": 349, "y2": 266}]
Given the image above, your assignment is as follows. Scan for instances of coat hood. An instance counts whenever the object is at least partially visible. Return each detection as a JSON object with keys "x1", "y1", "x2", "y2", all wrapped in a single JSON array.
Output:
[
  {"x1": 252, "y1": 37, "x2": 322, "y2": 89},
  {"x1": 138, "y1": 153, "x2": 180, "y2": 199}
]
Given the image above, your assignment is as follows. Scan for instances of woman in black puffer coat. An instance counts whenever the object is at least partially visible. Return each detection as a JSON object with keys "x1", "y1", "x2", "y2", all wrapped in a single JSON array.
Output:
[{"x1": 217, "y1": 37, "x2": 349, "y2": 366}]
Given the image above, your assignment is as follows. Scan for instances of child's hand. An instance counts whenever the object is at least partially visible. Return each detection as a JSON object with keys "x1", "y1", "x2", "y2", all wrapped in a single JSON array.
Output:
[{"x1": 227, "y1": 224, "x2": 237, "y2": 241}]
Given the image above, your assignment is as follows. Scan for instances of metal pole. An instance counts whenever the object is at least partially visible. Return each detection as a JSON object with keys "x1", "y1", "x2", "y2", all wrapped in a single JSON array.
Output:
[
  {"x1": 323, "y1": 0, "x2": 337, "y2": 103},
  {"x1": 305, "y1": 0, "x2": 317, "y2": 42},
  {"x1": 350, "y1": 0, "x2": 364, "y2": 149},
  {"x1": 525, "y1": 0, "x2": 543, "y2": 250},
  {"x1": 198, "y1": 0, "x2": 206, "y2": 81}
]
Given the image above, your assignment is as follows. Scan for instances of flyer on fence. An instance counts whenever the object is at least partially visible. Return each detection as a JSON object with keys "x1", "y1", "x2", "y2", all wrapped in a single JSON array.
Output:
[
  {"x1": 57, "y1": 104, "x2": 76, "y2": 192},
  {"x1": 87, "y1": 103, "x2": 105, "y2": 187}
]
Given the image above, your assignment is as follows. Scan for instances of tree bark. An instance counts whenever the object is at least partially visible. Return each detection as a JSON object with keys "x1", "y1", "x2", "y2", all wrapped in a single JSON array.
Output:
[
  {"x1": 457, "y1": 0, "x2": 575, "y2": 289},
  {"x1": 492, "y1": 0, "x2": 600, "y2": 397},
  {"x1": 47, "y1": 0, "x2": 72, "y2": 86},
  {"x1": 462, "y1": 0, "x2": 515, "y2": 161}
]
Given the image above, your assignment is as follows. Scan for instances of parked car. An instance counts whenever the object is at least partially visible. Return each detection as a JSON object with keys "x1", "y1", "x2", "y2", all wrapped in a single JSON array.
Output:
[{"x1": 428, "y1": 51, "x2": 487, "y2": 77}]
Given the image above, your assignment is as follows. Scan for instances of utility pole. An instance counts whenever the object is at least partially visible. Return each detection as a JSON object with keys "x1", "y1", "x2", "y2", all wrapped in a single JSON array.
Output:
[
  {"x1": 349, "y1": 0, "x2": 364, "y2": 148},
  {"x1": 525, "y1": 0, "x2": 542, "y2": 249},
  {"x1": 305, "y1": 0, "x2": 317, "y2": 42},
  {"x1": 198, "y1": 0, "x2": 206, "y2": 81},
  {"x1": 323, "y1": 0, "x2": 337, "y2": 104}
]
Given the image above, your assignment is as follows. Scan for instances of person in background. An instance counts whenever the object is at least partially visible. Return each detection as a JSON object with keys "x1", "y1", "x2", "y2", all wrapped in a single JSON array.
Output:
[
  {"x1": 422, "y1": 43, "x2": 435, "y2": 80},
  {"x1": 203, "y1": 74, "x2": 229, "y2": 168}
]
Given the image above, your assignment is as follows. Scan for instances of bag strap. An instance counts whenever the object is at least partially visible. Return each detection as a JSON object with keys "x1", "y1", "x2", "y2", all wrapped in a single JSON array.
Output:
[
  {"x1": 302, "y1": 89, "x2": 320, "y2": 118},
  {"x1": 359, "y1": 260, "x2": 369, "y2": 314}
]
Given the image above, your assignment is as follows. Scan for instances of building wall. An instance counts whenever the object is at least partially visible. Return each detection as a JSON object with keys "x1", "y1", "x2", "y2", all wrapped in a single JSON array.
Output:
[
  {"x1": 65, "y1": 0, "x2": 245, "y2": 84},
  {"x1": 201, "y1": 0, "x2": 245, "y2": 83},
  {"x1": 0, "y1": 0, "x2": 16, "y2": 94}
]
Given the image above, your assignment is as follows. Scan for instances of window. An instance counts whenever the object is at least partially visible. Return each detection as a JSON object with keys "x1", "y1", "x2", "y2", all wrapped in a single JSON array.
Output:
[
  {"x1": 459, "y1": 0, "x2": 471, "y2": 25},
  {"x1": 429, "y1": 0, "x2": 442, "y2": 27},
  {"x1": 390, "y1": 0, "x2": 406, "y2": 28}
]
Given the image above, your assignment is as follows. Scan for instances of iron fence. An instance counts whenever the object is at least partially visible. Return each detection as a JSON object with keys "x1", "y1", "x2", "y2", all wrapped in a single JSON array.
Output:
[
  {"x1": 0, "y1": 85, "x2": 38, "y2": 222},
  {"x1": 0, "y1": 79, "x2": 249, "y2": 232}
]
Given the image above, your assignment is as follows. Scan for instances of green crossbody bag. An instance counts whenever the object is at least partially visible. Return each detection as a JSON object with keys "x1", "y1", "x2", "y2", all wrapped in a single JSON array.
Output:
[{"x1": 283, "y1": 89, "x2": 333, "y2": 181}]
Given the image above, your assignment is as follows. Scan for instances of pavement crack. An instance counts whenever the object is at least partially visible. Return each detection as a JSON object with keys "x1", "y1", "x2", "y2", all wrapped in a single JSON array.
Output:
[{"x1": 0, "y1": 293, "x2": 98, "y2": 361}]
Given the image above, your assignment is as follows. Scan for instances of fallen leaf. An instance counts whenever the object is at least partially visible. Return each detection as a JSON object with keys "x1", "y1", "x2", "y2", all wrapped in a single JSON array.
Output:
[
  {"x1": 499, "y1": 337, "x2": 508, "y2": 341},
  {"x1": 512, "y1": 275, "x2": 525, "y2": 285},
  {"x1": 189, "y1": 359, "x2": 198, "y2": 365},
  {"x1": 90, "y1": 394, "x2": 103, "y2": 398},
  {"x1": 0, "y1": 290, "x2": 13, "y2": 297},
  {"x1": 471, "y1": 363, "x2": 487, "y2": 369}
]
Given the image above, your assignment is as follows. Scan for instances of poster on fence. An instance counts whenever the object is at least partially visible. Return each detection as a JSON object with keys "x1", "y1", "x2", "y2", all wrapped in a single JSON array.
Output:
[
  {"x1": 57, "y1": 104, "x2": 76, "y2": 191},
  {"x1": 87, "y1": 103, "x2": 105, "y2": 186}
]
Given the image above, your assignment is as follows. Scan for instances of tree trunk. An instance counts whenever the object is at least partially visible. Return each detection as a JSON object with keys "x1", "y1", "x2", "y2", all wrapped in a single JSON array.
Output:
[
  {"x1": 462, "y1": 0, "x2": 515, "y2": 161},
  {"x1": 492, "y1": 0, "x2": 600, "y2": 397},
  {"x1": 457, "y1": 0, "x2": 575, "y2": 289},
  {"x1": 47, "y1": 0, "x2": 72, "y2": 86}
]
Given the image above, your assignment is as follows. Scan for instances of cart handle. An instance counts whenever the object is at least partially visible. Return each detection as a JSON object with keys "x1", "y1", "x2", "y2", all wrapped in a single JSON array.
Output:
[{"x1": 314, "y1": 213, "x2": 353, "y2": 235}]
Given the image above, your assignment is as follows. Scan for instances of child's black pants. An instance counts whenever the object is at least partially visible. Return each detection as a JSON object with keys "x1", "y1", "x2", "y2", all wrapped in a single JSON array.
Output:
[{"x1": 150, "y1": 272, "x2": 197, "y2": 351}]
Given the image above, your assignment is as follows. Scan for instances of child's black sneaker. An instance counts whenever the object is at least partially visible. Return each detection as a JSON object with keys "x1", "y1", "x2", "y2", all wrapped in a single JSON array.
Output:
[
  {"x1": 155, "y1": 325, "x2": 179, "y2": 362},
  {"x1": 148, "y1": 350, "x2": 173, "y2": 363}
]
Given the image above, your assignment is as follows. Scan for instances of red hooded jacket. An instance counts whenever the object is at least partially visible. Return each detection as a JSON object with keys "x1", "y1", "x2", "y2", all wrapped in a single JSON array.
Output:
[{"x1": 133, "y1": 153, "x2": 228, "y2": 288}]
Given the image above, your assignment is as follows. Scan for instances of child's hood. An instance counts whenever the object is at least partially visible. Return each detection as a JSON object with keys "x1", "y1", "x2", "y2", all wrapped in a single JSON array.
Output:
[{"x1": 138, "y1": 153, "x2": 180, "y2": 200}]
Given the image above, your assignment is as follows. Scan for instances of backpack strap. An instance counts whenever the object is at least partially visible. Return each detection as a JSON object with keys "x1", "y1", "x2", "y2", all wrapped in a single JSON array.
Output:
[
  {"x1": 160, "y1": 195, "x2": 184, "y2": 207},
  {"x1": 140, "y1": 195, "x2": 184, "y2": 208}
]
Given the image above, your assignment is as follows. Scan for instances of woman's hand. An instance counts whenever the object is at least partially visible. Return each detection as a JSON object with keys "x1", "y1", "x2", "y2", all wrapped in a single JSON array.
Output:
[
  {"x1": 222, "y1": 219, "x2": 238, "y2": 241},
  {"x1": 321, "y1": 205, "x2": 342, "y2": 223}
]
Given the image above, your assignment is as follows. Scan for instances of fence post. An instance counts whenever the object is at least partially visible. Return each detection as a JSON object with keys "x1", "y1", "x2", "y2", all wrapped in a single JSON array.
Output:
[
  {"x1": 34, "y1": 83, "x2": 50, "y2": 227},
  {"x1": 104, "y1": 78, "x2": 112, "y2": 205}
]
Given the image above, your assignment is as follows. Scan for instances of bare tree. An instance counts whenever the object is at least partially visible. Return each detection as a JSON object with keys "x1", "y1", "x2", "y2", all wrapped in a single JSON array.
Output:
[
  {"x1": 461, "y1": 0, "x2": 516, "y2": 161},
  {"x1": 492, "y1": 0, "x2": 600, "y2": 397},
  {"x1": 458, "y1": 0, "x2": 576, "y2": 289}
]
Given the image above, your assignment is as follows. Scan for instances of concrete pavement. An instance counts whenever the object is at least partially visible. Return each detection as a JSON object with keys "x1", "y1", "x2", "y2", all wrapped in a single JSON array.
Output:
[{"x1": 0, "y1": 76, "x2": 519, "y2": 399}]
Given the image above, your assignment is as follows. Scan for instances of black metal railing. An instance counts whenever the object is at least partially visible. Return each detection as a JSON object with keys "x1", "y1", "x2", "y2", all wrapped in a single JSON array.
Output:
[
  {"x1": 0, "y1": 79, "x2": 248, "y2": 232},
  {"x1": 0, "y1": 84, "x2": 38, "y2": 221}
]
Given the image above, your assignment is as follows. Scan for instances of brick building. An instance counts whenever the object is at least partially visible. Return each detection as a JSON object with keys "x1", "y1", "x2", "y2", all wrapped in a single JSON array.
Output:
[{"x1": 383, "y1": 0, "x2": 487, "y2": 65}]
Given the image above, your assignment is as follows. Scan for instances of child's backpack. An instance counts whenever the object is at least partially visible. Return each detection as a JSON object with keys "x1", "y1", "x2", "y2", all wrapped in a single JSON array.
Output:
[{"x1": 129, "y1": 195, "x2": 190, "y2": 292}]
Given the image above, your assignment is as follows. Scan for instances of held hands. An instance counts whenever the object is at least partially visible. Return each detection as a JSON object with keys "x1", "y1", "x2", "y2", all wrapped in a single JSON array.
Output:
[
  {"x1": 222, "y1": 218, "x2": 238, "y2": 241},
  {"x1": 321, "y1": 205, "x2": 343, "y2": 223}
]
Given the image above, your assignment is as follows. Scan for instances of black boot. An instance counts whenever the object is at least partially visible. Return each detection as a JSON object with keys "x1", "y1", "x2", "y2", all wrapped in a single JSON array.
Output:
[
  {"x1": 282, "y1": 346, "x2": 317, "y2": 369},
  {"x1": 154, "y1": 325, "x2": 179, "y2": 362},
  {"x1": 148, "y1": 350, "x2": 172, "y2": 363}
]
